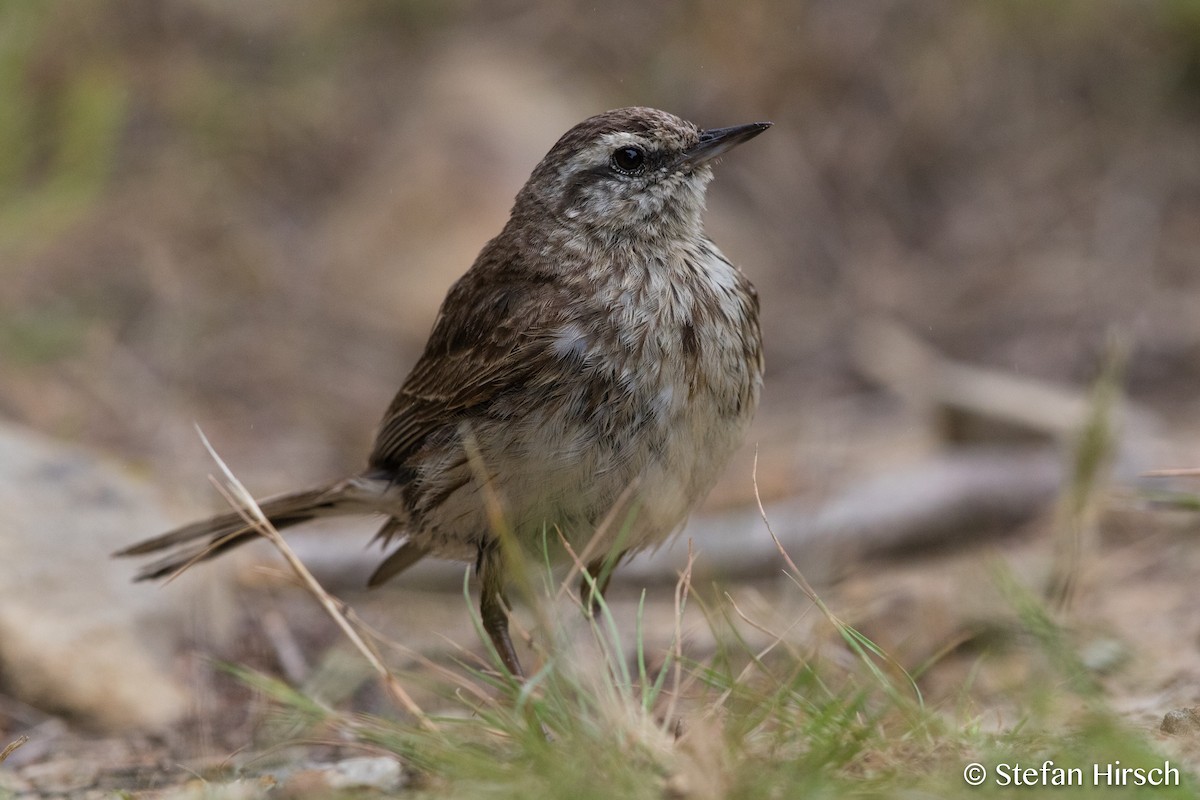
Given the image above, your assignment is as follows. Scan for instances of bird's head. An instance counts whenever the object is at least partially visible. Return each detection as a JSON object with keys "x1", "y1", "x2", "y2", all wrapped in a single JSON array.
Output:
[{"x1": 517, "y1": 107, "x2": 770, "y2": 240}]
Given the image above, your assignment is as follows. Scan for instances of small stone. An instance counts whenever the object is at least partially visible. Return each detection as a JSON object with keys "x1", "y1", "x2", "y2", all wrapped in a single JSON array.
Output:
[
  {"x1": 163, "y1": 777, "x2": 274, "y2": 800},
  {"x1": 1160, "y1": 707, "x2": 1200, "y2": 735},
  {"x1": 0, "y1": 422, "x2": 231, "y2": 731},
  {"x1": 279, "y1": 757, "x2": 405, "y2": 796},
  {"x1": 324, "y1": 756, "x2": 405, "y2": 791},
  {"x1": 1079, "y1": 637, "x2": 1128, "y2": 674}
]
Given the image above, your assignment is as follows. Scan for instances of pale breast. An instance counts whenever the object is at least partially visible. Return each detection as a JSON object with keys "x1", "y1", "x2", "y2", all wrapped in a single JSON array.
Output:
[
  {"x1": 516, "y1": 238, "x2": 762, "y2": 553},
  {"x1": 624, "y1": 241, "x2": 762, "y2": 547},
  {"x1": 404, "y1": 240, "x2": 761, "y2": 561}
]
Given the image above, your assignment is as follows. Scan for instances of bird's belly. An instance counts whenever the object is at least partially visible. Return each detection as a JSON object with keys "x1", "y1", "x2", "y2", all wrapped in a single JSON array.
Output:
[
  {"x1": 502, "y1": 350, "x2": 755, "y2": 558},
  {"x1": 406, "y1": 381, "x2": 751, "y2": 564}
]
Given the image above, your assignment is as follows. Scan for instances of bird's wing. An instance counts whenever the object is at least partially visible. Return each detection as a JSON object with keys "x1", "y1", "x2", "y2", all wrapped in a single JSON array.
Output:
[{"x1": 367, "y1": 263, "x2": 578, "y2": 473}]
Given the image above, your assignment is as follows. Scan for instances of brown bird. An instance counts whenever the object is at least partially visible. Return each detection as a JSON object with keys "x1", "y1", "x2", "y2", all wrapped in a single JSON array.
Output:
[{"x1": 117, "y1": 107, "x2": 769, "y2": 678}]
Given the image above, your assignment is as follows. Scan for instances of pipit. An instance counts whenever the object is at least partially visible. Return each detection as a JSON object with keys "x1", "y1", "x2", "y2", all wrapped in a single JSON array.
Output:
[{"x1": 118, "y1": 107, "x2": 770, "y2": 678}]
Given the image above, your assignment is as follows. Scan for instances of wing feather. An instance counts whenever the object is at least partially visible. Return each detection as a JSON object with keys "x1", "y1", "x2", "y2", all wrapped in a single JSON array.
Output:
[{"x1": 367, "y1": 256, "x2": 572, "y2": 473}]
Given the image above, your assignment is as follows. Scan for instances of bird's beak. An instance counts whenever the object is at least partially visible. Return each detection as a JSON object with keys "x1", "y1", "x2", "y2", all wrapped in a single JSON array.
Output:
[{"x1": 681, "y1": 121, "x2": 772, "y2": 167}]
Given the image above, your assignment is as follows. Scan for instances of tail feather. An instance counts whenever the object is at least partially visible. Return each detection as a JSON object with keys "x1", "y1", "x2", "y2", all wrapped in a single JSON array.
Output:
[{"x1": 115, "y1": 481, "x2": 370, "y2": 581}]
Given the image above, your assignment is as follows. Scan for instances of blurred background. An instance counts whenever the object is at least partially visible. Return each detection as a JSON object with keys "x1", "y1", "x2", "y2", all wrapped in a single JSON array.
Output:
[
  {"x1": 4, "y1": 0, "x2": 1199, "y2": 500},
  {"x1": 4, "y1": 0, "x2": 1200, "y2": 771}
]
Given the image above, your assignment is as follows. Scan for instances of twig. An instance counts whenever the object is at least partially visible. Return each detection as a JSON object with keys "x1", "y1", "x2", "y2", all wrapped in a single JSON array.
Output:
[
  {"x1": 751, "y1": 447, "x2": 825, "y2": 608},
  {"x1": 0, "y1": 735, "x2": 27, "y2": 765},
  {"x1": 662, "y1": 542, "x2": 695, "y2": 733},
  {"x1": 751, "y1": 447, "x2": 923, "y2": 707},
  {"x1": 554, "y1": 480, "x2": 640, "y2": 606},
  {"x1": 1144, "y1": 467, "x2": 1200, "y2": 478},
  {"x1": 194, "y1": 425, "x2": 436, "y2": 732}
]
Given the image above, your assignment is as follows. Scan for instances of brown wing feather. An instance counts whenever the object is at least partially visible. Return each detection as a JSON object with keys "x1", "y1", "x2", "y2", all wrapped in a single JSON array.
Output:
[{"x1": 367, "y1": 246, "x2": 569, "y2": 474}]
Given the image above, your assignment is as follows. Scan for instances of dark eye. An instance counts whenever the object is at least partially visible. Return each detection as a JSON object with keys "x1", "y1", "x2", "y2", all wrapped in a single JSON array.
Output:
[{"x1": 611, "y1": 146, "x2": 646, "y2": 173}]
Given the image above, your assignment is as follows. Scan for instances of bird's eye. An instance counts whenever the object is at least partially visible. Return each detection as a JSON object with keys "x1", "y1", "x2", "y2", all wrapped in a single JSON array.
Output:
[{"x1": 611, "y1": 146, "x2": 646, "y2": 173}]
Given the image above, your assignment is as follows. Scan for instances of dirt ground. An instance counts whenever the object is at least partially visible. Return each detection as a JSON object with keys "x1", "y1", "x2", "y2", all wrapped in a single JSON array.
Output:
[{"x1": 7, "y1": 486, "x2": 1200, "y2": 795}]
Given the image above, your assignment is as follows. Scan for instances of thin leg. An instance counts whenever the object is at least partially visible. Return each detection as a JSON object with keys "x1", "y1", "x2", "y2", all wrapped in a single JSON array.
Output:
[
  {"x1": 580, "y1": 551, "x2": 625, "y2": 617},
  {"x1": 479, "y1": 546, "x2": 524, "y2": 678}
]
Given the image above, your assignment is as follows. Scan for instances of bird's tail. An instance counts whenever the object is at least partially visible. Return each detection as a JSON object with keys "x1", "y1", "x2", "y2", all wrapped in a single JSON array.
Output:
[{"x1": 114, "y1": 479, "x2": 376, "y2": 581}]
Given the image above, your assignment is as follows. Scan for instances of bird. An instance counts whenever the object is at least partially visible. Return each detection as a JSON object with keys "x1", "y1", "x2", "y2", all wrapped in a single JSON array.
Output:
[{"x1": 117, "y1": 106, "x2": 770, "y2": 678}]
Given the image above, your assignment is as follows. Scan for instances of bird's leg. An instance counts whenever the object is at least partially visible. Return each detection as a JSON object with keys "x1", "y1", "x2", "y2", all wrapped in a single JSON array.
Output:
[
  {"x1": 478, "y1": 544, "x2": 524, "y2": 679},
  {"x1": 580, "y1": 551, "x2": 625, "y2": 618}
]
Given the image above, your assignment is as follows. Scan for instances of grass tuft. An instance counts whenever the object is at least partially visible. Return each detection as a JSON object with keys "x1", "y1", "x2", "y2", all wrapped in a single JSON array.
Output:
[{"x1": 193, "y1": 421, "x2": 1194, "y2": 797}]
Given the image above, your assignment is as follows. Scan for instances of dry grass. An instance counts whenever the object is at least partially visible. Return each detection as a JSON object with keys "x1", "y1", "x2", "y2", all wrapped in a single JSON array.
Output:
[{"x1": 158, "y1": 384, "x2": 1197, "y2": 798}]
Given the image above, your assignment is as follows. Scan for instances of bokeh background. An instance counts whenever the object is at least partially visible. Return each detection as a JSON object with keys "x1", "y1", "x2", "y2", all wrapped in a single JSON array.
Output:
[{"x1": 5, "y1": 0, "x2": 1200, "y2": 502}]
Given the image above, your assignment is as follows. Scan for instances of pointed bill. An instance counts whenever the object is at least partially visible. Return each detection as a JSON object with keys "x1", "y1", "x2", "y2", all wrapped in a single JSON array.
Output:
[{"x1": 681, "y1": 121, "x2": 772, "y2": 167}]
